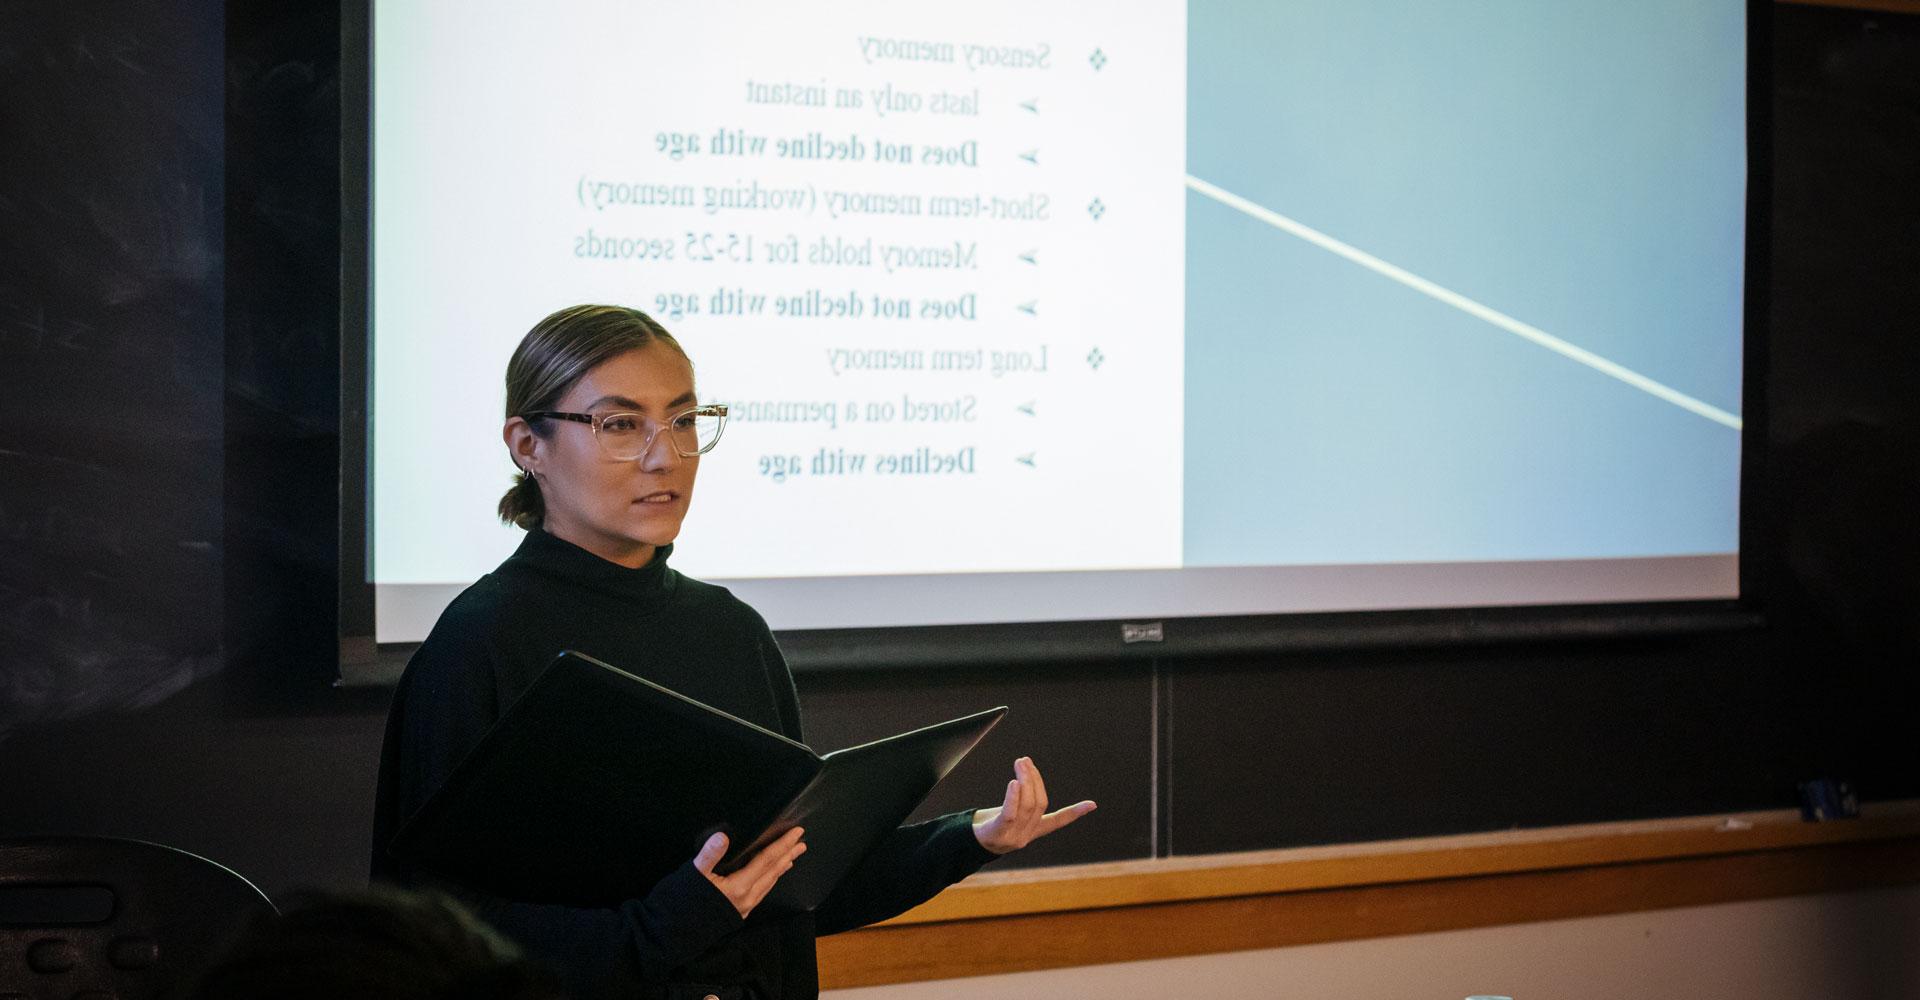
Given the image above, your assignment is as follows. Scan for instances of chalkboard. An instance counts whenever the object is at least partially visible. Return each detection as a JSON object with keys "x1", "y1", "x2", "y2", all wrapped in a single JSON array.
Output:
[{"x1": 0, "y1": 2, "x2": 225, "y2": 741}]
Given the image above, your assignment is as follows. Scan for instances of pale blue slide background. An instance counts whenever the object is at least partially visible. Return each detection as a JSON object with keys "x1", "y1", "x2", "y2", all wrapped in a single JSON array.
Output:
[{"x1": 1182, "y1": 0, "x2": 1746, "y2": 566}]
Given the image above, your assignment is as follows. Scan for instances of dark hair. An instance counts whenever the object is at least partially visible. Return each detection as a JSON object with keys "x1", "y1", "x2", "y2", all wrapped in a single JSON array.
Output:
[
  {"x1": 193, "y1": 887, "x2": 564, "y2": 1000},
  {"x1": 498, "y1": 304, "x2": 690, "y2": 528}
]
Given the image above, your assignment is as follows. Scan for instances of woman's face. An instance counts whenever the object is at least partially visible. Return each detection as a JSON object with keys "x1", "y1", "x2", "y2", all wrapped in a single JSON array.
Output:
[{"x1": 504, "y1": 342, "x2": 700, "y2": 567}]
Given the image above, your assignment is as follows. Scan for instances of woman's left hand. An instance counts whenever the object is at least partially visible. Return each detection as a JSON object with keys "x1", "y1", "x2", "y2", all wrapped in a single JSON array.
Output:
[{"x1": 972, "y1": 756, "x2": 1097, "y2": 855}]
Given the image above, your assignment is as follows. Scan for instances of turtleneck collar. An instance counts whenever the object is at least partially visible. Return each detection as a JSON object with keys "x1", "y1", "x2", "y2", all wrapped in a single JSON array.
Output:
[{"x1": 503, "y1": 525, "x2": 679, "y2": 608}]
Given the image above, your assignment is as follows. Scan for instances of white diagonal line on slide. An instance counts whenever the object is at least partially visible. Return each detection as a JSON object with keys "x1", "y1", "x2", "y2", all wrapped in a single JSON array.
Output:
[{"x1": 1185, "y1": 174, "x2": 1743, "y2": 431}]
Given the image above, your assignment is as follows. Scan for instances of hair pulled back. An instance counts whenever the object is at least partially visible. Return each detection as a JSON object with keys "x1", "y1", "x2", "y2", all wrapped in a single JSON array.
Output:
[{"x1": 497, "y1": 304, "x2": 689, "y2": 529}]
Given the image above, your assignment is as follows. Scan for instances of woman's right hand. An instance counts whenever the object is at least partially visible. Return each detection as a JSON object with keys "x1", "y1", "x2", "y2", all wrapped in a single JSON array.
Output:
[{"x1": 692, "y1": 826, "x2": 807, "y2": 919}]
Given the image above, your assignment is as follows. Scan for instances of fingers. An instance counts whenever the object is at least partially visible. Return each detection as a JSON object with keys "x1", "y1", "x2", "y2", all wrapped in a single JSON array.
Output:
[
  {"x1": 703, "y1": 827, "x2": 806, "y2": 919},
  {"x1": 741, "y1": 836, "x2": 806, "y2": 912},
  {"x1": 1039, "y1": 800, "x2": 1098, "y2": 835},
  {"x1": 1007, "y1": 757, "x2": 1041, "y2": 823},
  {"x1": 1023, "y1": 757, "x2": 1050, "y2": 812},
  {"x1": 739, "y1": 827, "x2": 804, "y2": 879},
  {"x1": 692, "y1": 832, "x2": 728, "y2": 874}
]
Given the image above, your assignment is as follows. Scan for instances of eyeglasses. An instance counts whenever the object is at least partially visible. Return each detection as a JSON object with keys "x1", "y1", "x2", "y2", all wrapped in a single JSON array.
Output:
[{"x1": 522, "y1": 404, "x2": 728, "y2": 459}]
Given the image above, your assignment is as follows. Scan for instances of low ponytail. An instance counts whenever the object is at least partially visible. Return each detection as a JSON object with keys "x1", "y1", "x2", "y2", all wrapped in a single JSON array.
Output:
[{"x1": 496, "y1": 468, "x2": 545, "y2": 530}]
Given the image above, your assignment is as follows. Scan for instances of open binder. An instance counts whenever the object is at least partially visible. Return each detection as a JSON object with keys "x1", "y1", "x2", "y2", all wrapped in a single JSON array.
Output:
[{"x1": 391, "y1": 650, "x2": 1005, "y2": 913}]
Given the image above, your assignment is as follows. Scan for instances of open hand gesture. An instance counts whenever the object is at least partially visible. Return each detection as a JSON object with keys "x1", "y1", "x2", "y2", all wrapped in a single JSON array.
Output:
[{"x1": 971, "y1": 757, "x2": 1096, "y2": 855}]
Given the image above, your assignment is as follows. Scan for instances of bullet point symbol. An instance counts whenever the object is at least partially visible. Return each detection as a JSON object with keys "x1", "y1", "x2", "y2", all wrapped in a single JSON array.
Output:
[
  {"x1": 1016, "y1": 453, "x2": 1037, "y2": 468},
  {"x1": 1017, "y1": 400, "x2": 1037, "y2": 416},
  {"x1": 1018, "y1": 149, "x2": 1039, "y2": 165},
  {"x1": 1019, "y1": 98, "x2": 1039, "y2": 114},
  {"x1": 1018, "y1": 249, "x2": 1038, "y2": 265},
  {"x1": 1087, "y1": 197, "x2": 1106, "y2": 221},
  {"x1": 1017, "y1": 300, "x2": 1038, "y2": 316},
  {"x1": 1087, "y1": 347, "x2": 1105, "y2": 370},
  {"x1": 1089, "y1": 48, "x2": 1107, "y2": 71}
]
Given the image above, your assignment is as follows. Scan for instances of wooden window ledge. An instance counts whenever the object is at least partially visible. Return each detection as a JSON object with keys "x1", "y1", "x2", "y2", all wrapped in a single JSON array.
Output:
[{"x1": 820, "y1": 804, "x2": 1920, "y2": 989}]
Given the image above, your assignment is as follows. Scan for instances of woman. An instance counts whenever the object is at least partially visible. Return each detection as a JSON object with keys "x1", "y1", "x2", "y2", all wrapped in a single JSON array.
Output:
[{"x1": 372, "y1": 304, "x2": 1094, "y2": 1000}]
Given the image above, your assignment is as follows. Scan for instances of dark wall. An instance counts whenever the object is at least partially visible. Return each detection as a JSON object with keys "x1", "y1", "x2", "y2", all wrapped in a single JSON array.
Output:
[{"x1": 1, "y1": 2, "x2": 1914, "y2": 900}]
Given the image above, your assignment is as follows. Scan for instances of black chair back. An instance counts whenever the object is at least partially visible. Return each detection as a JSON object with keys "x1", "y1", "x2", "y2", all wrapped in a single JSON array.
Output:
[{"x1": 0, "y1": 836, "x2": 274, "y2": 999}]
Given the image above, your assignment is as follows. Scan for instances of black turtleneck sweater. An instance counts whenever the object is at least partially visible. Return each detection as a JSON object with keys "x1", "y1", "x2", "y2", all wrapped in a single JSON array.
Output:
[{"x1": 371, "y1": 528, "x2": 997, "y2": 1000}]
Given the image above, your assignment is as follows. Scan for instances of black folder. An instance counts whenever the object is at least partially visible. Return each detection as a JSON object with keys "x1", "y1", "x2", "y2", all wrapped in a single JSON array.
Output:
[{"x1": 391, "y1": 650, "x2": 1006, "y2": 913}]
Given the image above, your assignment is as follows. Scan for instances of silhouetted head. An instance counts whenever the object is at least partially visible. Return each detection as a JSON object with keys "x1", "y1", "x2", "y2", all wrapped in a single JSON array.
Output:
[{"x1": 194, "y1": 887, "x2": 563, "y2": 1000}]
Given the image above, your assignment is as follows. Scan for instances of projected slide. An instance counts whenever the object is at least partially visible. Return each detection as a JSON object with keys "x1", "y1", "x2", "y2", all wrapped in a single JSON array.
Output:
[
  {"x1": 1181, "y1": 2, "x2": 1745, "y2": 569},
  {"x1": 369, "y1": 0, "x2": 1745, "y2": 638},
  {"x1": 374, "y1": 0, "x2": 1184, "y2": 585}
]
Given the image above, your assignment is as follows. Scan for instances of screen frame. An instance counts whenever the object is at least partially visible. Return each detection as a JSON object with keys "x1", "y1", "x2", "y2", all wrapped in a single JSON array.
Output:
[{"x1": 335, "y1": 0, "x2": 1771, "y2": 682}]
